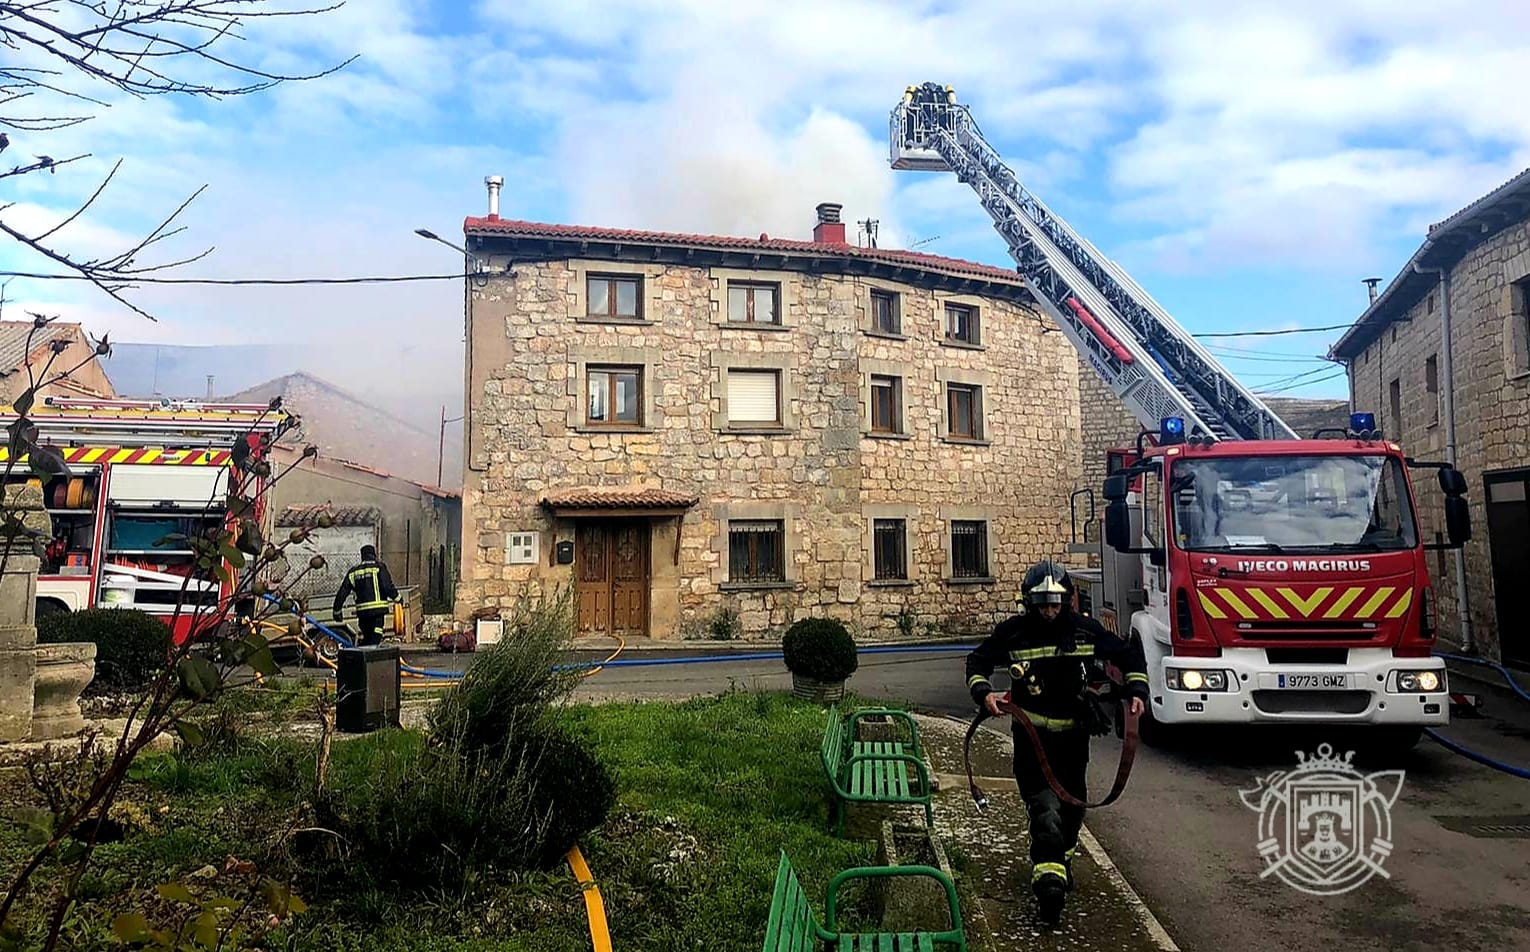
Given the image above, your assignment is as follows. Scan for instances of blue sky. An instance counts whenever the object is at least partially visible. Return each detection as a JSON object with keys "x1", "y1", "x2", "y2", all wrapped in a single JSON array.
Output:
[{"x1": 3, "y1": 0, "x2": 1527, "y2": 427}]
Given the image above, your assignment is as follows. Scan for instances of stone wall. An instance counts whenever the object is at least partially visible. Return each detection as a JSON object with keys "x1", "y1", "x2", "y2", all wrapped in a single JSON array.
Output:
[
  {"x1": 459, "y1": 259, "x2": 1089, "y2": 639},
  {"x1": 1075, "y1": 356, "x2": 1144, "y2": 543},
  {"x1": 1348, "y1": 216, "x2": 1530, "y2": 661}
]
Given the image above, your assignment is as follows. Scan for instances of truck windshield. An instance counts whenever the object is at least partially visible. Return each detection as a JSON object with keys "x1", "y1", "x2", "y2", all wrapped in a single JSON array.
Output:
[{"x1": 1168, "y1": 454, "x2": 1418, "y2": 553}]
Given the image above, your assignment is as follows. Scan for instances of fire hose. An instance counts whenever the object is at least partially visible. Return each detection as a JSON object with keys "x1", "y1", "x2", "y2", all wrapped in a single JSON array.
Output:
[
  {"x1": 963, "y1": 691, "x2": 1141, "y2": 811},
  {"x1": 1427, "y1": 652, "x2": 1530, "y2": 781}
]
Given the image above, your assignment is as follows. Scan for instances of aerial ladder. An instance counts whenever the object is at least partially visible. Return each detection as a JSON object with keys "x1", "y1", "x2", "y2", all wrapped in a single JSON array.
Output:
[{"x1": 890, "y1": 82, "x2": 1298, "y2": 442}]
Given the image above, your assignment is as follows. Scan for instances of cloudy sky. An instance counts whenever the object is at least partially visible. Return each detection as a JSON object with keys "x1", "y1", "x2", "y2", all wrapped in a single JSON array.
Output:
[{"x1": 3, "y1": 0, "x2": 1527, "y2": 428}]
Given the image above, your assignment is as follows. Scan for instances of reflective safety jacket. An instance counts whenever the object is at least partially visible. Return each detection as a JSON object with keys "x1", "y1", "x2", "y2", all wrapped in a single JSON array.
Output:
[
  {"x1": 966, "y1": 609, "x2": 1150, "y2": 729},
  {"x1": 333, "y1": 559, "x2": 398, "y2": 614}
]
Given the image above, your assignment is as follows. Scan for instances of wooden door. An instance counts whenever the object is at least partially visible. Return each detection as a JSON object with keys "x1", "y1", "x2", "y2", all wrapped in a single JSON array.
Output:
[
  {"x1": 576, "y1": 521, "x2": 650, "y2": 638},
  {"x1": 1486, "y1": 470, "x2": 1529, "y2": 669}
]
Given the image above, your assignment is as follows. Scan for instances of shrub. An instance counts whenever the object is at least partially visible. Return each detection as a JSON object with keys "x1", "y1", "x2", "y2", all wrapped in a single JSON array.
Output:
[
  {"x1": 781, "y1": 617, "x2": 858, "y2": 683},
  {"x1": 315, "y1": 586, "x2": 617, "y2": 890},
  {"x1": 36, "y1": 608, "x2": 170, "y2": 694}
]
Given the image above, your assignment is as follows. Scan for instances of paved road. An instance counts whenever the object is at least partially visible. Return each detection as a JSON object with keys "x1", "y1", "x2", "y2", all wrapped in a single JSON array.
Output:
[{"x1": 408, "y1": 643, "x2": 1530, "y2": 952}]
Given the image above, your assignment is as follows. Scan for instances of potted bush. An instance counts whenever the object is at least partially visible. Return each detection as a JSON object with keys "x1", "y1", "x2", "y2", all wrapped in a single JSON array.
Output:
[{"x1": 782, "y1": 618, "x2": 858, "y2": 703}]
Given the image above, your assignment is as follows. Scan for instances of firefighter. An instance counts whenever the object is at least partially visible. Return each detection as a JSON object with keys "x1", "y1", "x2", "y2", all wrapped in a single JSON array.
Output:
[
  {"x1": 965, "y1": 560, "x2": 1150, "y2": 926},
  {"x1": 333, "y1": 545, "x2": 398, "y2": 647}
]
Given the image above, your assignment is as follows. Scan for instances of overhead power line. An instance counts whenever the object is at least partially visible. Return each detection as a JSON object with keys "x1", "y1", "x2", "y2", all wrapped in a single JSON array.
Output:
[
  {"x1": 0, "y1": 271, "x2": 466, "y2": 286},
  {"x1": 1194, "y1": 322, "x2": 1354, "y2": 339}
]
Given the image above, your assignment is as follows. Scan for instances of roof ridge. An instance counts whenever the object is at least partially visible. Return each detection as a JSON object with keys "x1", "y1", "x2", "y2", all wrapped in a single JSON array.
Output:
[{"x1": 463, "y1": 215, "x2": 1024, "y2": 284}]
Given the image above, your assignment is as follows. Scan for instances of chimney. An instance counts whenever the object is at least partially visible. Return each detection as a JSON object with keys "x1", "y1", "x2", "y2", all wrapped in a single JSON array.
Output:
[
  {"x1": 1363, "y1": 277, "x2": 1381, "y2": 304},
  {"x1": 813, "y1": 202, "x2": 846, "y2": 245},
  {"x1": 205, "y1": 374, "x2": 214, "y2": 399},
  {"x1": 485, "y1": 175, "x2": 503, "y2": 220}
]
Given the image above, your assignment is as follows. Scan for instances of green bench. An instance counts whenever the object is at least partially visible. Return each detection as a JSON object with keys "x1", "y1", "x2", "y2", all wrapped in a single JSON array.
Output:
[
  {"x1": 762, "y1": 850, "x2": 967, "y2": 952},
  {"x1": 821, "y1": 705, "x2": 933, "y2": 836}
]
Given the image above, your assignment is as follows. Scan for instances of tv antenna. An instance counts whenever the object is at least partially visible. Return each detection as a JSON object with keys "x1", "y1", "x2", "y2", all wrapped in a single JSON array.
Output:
[{"x1": 857, "y1": 218, "x2": 879, "y2": 248}]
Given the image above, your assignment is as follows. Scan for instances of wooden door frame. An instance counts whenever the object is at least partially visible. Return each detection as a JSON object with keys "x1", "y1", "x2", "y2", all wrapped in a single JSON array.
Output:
[
  {"x1": 1484, "y1": 468, "x2": 1530, "y2": 669},
  {"x1": 573, "y1": 517, "x2": 651, "y2": 638}
]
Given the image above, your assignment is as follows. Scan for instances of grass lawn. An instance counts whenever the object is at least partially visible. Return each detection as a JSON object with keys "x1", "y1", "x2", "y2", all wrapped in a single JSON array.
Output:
[{"x1": 1, "y1": 689, "x2": 884, "y2": 951}]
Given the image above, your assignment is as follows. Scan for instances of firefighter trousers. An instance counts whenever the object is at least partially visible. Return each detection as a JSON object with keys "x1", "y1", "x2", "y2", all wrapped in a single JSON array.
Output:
[
  {"x1": 1012, "y1": 723, "x2": 1089, "y2": 892},
  {"x1": 355, "y1": 609, "x2": 387, "y2": 647}
]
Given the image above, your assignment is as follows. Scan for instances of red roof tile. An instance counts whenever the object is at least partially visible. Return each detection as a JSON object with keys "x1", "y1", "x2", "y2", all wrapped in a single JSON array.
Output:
[
  {"x1": 464, "y1": 217, "x2": 1024, "y2": 284},
  {"x1": 541, "y1": 486, "x2": 700, "y2": 510}
]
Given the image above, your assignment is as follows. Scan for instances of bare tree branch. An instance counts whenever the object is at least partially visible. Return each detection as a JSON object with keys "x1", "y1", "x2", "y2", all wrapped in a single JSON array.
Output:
[{"x1": 0, "y1": 0, "x2": 354, "y2": 321}]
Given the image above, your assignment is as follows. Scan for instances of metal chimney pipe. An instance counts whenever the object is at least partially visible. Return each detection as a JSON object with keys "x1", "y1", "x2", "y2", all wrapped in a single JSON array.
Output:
[
  {"x1": 1363, "y1": 277, "x2": 1381, "y2": 304},
  {"x1": 485, "y1": 175, "x2": 503, "y2": 220}
]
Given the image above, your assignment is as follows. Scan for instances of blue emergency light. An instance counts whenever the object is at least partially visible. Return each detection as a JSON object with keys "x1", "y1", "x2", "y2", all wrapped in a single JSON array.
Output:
[
  {"x1": 1160, "y1": 416, "x2": 1186, "y2": 444},
  {"x1": 1350, "y1": 412, "x2": 1376, "y2": 434}
]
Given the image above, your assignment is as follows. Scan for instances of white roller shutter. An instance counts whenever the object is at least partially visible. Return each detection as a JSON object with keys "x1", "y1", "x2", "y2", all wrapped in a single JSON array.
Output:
[{"x1": 727, "y1": 370, "x2": 779, "y2": 424}]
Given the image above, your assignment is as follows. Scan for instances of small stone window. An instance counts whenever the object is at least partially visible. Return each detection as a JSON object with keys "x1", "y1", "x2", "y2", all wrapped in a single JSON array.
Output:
[
  {"x1": 946, "y1": 383, "x2": 983, "y2": 440},
  {"x1": 950, "y1": 520, "x2": 989, "y2": 578},
  {"x1": 728, "y1": 519, "x2": 784, "y2": 583},
  {"x1": 1425, "y1": 354, "x2": 1439, "y2": 427},
  {"x1": 1388, "y1": 377, "x2": 1402, "y2": 436},
  {"x1": 587, "y1": 365, "x2": 643, "y2": 427},
  {"x1": 870, "y1": 374, "x2": 902, "y2": 434},
  {"x1": 871, "y1": 289, "x2": 901, "y2": 335},
  {"x1": 945, "y1": 303, "x2": 979, "y2": 345},
  {"x1": 1513, "y1": 276, "x2": 1530, "y2": 376},
  {"x1": 873, "y1": 519, "x2": 907, "y2": 581},
  {"x1": 587, "y1": 274, "x2": 642, "y2": 320},
  {"x1": 727, "y1": 281, "x2": 780, "y2": 325}
]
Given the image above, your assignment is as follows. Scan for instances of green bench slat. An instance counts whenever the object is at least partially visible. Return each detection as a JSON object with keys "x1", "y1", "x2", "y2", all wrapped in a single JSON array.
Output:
[
  {"x1": 836, "y1": 934, "x2": 932, "y2": 952},
  {"x1": 846, "y1": 741, "x2": 913, "y2": 800}
]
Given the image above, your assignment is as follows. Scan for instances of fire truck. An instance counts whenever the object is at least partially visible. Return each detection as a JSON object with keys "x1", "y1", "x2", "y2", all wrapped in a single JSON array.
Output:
[
  {"x1": 891, "y1": 83, "x2": 1471, "y2": 749},
  {"x1": 0, "y1": 396, "x2": 292, "y2": 643}
]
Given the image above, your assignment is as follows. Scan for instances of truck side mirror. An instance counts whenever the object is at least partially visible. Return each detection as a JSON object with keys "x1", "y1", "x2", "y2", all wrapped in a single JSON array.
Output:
[
  {"x1": 1105, "y1": 499, "x2": 1131, "y2": 551},
  {"x1": 1438, "y1": 466, "x2": 1467, "y2": 497},
  {"x1": 1445, "y1": 495, "x2": 1471, "y2": 545},
  {"x1": 1104, "y1": 474, "x2": 1130, "y2": 502}
]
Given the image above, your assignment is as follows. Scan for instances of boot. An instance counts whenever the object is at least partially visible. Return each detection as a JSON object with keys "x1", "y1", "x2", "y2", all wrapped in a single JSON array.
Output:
[{"x1": 1034, "y1": 873, "x2": 1067, "y2": 926}]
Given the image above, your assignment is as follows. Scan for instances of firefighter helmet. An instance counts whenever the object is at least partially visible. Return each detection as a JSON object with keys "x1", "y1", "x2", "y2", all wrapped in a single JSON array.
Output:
[{"x1": 1022, "y1": 560, "x2": 1072, "y2": 609}]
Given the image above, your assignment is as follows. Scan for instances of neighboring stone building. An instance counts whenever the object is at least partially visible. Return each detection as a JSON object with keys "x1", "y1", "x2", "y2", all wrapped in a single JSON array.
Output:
[
  {"x1": 1329, "y1": 168, "x2": 1530, "y2": 669},
  {"x1": 457, "y1": 203, "x2": 1099, "y2": 640},
  {"x1": 0, "y1": 321, "x2": 117, "y2": 405}
]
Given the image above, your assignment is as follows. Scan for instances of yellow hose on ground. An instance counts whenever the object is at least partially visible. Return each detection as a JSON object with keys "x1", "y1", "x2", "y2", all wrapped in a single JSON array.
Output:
[{"x1": 566, "y1": 844, "x2": 614, "y2": 952}]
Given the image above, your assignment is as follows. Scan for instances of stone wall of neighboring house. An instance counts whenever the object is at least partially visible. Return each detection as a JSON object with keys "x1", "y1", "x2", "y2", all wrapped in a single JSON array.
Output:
[
  {"x1": 269, "y1": 446, "x2": 459, "y2": 602},
  {"x1": 459, "y1": 257, "x2": 1089, "y2": 640},
  {"x1": 1347, "y1": 215, "x2": 1530, "y2": 661},
  {"x1": 1075, "y1": 356, "x2": 1144, "y2": 545}
]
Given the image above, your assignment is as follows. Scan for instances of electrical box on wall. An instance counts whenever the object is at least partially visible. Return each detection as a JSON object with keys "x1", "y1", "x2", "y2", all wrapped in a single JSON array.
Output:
[{"x1": 507, "y1": 532, "x2": 538, "y2": 565}]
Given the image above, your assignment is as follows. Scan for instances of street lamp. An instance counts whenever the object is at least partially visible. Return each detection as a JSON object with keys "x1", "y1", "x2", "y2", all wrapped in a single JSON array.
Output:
[{"x1": 414, "y1": 227, "x2": 489, "y2": 275}]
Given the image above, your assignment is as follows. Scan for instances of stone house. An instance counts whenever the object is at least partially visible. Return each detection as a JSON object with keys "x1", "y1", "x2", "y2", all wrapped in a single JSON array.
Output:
[
  {"x1": 457, "y1": 202, "x2": 1100, "y2": 640},
  {"x1": 1328, "y1": 167, "x2": 1530, "y2": 669},
  {"x1": 0, "y1": 321, "x2": 117, "y2": 406}
]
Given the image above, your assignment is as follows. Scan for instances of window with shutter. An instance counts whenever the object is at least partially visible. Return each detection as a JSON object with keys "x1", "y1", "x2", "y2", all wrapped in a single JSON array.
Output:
[{"x1": 727, "y1": 370, "x2": 780, "y2": 425}]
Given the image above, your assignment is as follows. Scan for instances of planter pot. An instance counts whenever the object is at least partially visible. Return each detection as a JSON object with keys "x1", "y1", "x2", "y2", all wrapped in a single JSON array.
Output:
[
  {"x1": 790, "y1": 671, "x2": 846, "y2": 704},
  {"x1": 33, "y1": 642, "x2": 97, "y2": 740}
]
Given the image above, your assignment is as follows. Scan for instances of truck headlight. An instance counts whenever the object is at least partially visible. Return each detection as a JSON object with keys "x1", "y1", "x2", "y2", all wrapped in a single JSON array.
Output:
[
  {"x1": 1395, "y1": 670, "x2": 1443, "y2": 693},
  {"x1": 1166, "y1": 668, "x2": 1229, "y2": 692}
]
